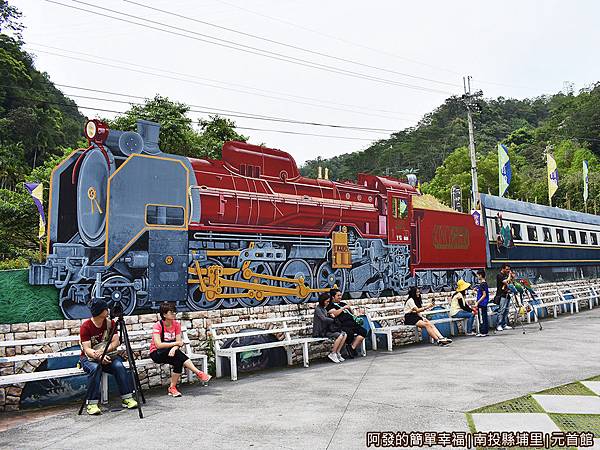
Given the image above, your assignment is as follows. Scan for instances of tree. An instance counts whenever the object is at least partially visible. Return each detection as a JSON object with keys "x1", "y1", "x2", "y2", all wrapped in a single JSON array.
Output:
[
  {"x1": 0, "y1": 0, "x2": 24, "y2": 41},
  {"x1": 196, "y1": 115, "x2": 247, "y2": 159},
  {"x1": 108, "y1": 97, "x2": 247, "y2": 159}
]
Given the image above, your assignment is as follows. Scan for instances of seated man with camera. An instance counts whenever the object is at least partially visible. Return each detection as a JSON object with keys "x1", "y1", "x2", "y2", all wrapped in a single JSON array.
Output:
[{"x1": 79, "y1": 299, "x2": 138, "y2": 415}]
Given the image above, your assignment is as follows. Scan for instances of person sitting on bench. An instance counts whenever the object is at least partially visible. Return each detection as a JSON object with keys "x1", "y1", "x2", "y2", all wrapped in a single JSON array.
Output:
[
  {"x1": 404, "y1": 287, "x2": 452, "y2": 346},
  {"x1": 450, "y1": 279, "x2": 476, "y2": 336},
  {"x1": 80, "y1": 299, "x2": 138, "y2": 415},
  {"x1": 325, "y1": 288, "x2": 367, "y2": 358},
  {"x1": 312, "y1": 293, "x2": 348, "y2": 363},
  {"x1": 150, "y1": 302, "x2": 211, "y2": 397}
]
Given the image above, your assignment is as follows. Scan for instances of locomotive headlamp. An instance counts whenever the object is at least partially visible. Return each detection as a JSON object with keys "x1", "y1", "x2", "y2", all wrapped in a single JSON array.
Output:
[{"x1": 84, "y1": 119, "x2": 109, "y2": 144}]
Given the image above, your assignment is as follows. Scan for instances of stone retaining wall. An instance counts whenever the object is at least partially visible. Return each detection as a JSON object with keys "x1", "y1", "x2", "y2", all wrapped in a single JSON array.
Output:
[{"x1": 0, "y1": 279, "x2": 596, "y2": 412}]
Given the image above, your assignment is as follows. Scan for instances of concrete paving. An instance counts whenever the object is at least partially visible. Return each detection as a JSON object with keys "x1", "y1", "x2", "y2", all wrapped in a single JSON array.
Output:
[
  {"x1": 532, "y1": 394, "x2": 600, "y2": 414},
  {"x1": 1, "y1": 307, "x2": 599, "y2": 450},
  {"x1": 471, "y1": 413, "x2": 560, "y2": 433}
]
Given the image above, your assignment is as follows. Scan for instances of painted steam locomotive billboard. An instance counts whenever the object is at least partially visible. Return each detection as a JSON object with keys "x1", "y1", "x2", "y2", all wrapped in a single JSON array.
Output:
[{"x1": 30, "y1": 119, "x2": 488, "y2": 318}]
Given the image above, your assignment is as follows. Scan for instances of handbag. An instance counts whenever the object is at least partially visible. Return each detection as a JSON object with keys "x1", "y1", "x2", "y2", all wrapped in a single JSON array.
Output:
[{"x1": 91, "y1": 319, "x2": 126, "y2": 360}]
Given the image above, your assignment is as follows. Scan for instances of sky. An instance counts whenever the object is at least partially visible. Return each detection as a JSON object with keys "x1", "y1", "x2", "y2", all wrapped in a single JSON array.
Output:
[{"x1": 14, "y1": 0, "x2": 600, "y2": 165}]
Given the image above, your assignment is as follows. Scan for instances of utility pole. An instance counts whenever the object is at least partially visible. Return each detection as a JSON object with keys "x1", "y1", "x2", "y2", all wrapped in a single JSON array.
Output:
[{"x1": 463, "y1": 76, "x2": 479, "y2": 210}]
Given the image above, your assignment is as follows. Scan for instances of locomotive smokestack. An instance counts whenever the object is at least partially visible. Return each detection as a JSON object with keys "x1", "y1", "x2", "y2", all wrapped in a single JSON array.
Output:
[
  {"x1": 137, "y1": 119, "x2": 162, "y2": 155},
  {"x1": 318, "y1": 166, "x2": 323, "y2": 179},
  {"x1": 324, "y1": 167, "x2": 329, "y2": 180}
]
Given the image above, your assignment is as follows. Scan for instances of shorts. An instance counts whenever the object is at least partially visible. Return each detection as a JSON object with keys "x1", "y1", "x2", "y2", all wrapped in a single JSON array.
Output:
[
  {"x1": 404, "y1": 313, "x2": 421, "y2": 326},
  {"x1": 325, "y1": 331, "x2": 347, "y2": 340}
]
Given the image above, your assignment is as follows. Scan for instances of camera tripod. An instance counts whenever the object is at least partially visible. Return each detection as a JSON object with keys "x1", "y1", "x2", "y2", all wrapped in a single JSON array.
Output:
[
  {"x1": 510, "y1": 291, "x2": 543, "y2": 334},
  {"x1": 78, "y1": 306, "x2": 145, "y2": 418}
]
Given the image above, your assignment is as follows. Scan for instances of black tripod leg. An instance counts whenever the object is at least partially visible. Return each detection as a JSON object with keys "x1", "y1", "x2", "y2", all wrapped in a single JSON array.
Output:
[{"x1": 119, "y1": 319, "x2": 144, "y2": 418}]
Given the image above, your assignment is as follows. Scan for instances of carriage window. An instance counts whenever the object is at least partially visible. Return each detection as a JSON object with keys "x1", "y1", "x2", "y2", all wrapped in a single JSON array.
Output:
[
  {"x1": 527, "y1": 226, "x2": 538, "y2": 241},
  {"x1": 580, "y1": 231, "x2": 588, "y2": 245},
  {"x1": 556, "y1": 229, "x2": 565, "y2": 243},
  {"x1": 542, "y1": 227, "x2": 552, "y2": 242},
  {"x1": 591, "y1": 233, "x2": 598, "y2": 245},
  {"x1": 146, "y1": 205, "x2": 185, "y2": 226},
  {"x1": 510, "y1": 224, "x2": 522, "y2": 240},
  {"x1": 568, "y1": 230, "x2": 577, "y2": 244}
]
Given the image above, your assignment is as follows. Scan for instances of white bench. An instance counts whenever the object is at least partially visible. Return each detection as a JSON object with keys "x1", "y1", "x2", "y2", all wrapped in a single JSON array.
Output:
[
  {"x1": 365, "y1": 304, "x2": 419, "y2": 351},
  {"x1": 209, "y1": 316, "x2": 331, "y2": 381},
  {"x1": 0, "y1": 325, "x2": 207, "y2": 404},
  {"x1": 364, "y1": 302, "x2": 475, "y2": 351},
  {"x1": 526, "y1": 289, "x2": 578, "y2": 321},
  {"x1": 559, "y1": 284, "x2": 600, "y2": 310}
]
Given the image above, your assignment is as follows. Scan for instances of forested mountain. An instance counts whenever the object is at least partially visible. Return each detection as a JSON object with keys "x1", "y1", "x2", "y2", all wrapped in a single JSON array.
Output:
[{"x1": 301, "y1": 85, "x2": 600, "y2": 213}]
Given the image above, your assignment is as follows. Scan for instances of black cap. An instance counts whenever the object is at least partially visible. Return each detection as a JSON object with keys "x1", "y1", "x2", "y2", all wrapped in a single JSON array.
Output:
[{"x1": 90, "y1": 299, "x2": 109, "y2": 317}]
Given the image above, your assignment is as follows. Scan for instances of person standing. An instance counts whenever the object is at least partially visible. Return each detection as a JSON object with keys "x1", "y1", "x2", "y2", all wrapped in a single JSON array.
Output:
[
  {"x1": 495, "y1": 263, "x2": 513, "y2": 331},
  {"x1": 79, "y1": 299, "x2": 138, "y2": 415},
  {"x1": 475, "y1": 270, "x2": 489, "y2": 337}
]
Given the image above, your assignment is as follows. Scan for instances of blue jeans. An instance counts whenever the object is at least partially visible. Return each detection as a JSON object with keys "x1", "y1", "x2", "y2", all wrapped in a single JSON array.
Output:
[
  {"x1": 80, "y1": 355, "x2": 132, "y2": 404},
  {"x1": 497, "y1": 296, "x2": 510, "y2": 328},
  {"x1": 452, "y1": 310, "x2": 475, "y2": 334}
]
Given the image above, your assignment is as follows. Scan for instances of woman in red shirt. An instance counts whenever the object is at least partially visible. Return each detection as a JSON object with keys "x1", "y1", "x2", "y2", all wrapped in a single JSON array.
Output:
[{"x1": 150, "y1": 302, "x2": 211, "y2": 397}]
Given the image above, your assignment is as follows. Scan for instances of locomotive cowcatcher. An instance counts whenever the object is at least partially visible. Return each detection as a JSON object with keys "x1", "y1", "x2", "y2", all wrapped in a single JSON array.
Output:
[{"x1": 29, "y1": 119, "x2": 486, "y2": 318}]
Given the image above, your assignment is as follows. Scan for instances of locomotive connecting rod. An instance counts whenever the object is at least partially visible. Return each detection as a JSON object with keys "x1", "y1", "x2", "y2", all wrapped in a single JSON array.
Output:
[{"x1": 187, "y1": 261, "x2": 330, "y2": 301}]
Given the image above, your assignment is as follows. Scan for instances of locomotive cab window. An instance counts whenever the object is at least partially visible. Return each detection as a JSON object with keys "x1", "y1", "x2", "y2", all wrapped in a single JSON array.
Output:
[
  {"x1": 568, "y1": 230, "x2": 577, "y2": 244},
  {"x1": 391, "y1": 197, "x2": 408, "y2": 219},
  {"x1": 542, "y1": 227, "x2": 552, "y2": 242},
  {"x1": 510, "y1": 224, "x2": 522, "y2": 240},
  {"x1": 591, "y1": 233, "x2": 598, "y2": 246},
  {"x1": 556, "y1": 229, "x2": 565, "y2": 243},
  {"x1": 580, "y1": 231, "x2": 588, "y2": 245},
  {"x1": 527, "y1": 225, "x2": 538, "y2": 241},
  {"x1": 146, "y1": 205, "x2": 185, "y2": 226}
]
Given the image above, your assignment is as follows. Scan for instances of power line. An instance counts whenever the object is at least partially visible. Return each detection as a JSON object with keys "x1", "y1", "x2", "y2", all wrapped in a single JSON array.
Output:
[
  {"x1": 30, "y1": 44, "x2": 420, "y2": 122},
  {"x1": 44, "y1": 0, "x2": 455, "y2": 95},
  {"x1": 211, "y1": 1, "x2": 564, "y2": 93},
  {"x1": 212, "y1": 0, "x2": 465, "y2": 77},
  {"x1": 49, "y1": 88, "x2": 399, "y2": 133},
  {"x1": 27, "y1": 44, "x2": 421, "y2": 121},
  {"x1": 123, "y1": 0, "x2": 461, "y2": 89},
  {"x1": 7, "y1": 95, "x2": 385, "y2": 142}
]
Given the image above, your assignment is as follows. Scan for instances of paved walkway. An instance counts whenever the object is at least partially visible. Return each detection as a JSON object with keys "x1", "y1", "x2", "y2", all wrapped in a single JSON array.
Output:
[{"x1": 1, "y1": 308, "x2": 599, "y2": 450}]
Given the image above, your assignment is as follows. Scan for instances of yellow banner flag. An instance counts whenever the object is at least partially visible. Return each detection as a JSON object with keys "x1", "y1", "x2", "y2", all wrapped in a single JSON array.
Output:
[{"x1": 547, "y1": 153, "x2": 559, "y2": 205}]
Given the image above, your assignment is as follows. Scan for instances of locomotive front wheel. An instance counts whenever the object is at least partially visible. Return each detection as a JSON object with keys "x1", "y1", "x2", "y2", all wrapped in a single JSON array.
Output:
[{"x1": 100, "y1": 275, "x2": 137, "y2": 316}]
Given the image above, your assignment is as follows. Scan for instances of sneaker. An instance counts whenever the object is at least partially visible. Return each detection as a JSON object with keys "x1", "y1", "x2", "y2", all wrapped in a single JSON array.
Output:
[
  {"x1": 122, "y1": 397, "x2": 138, "y2": 409},
  {"x1": 466, "y1": 331, "x2": 477, "y2": 336},
  {"x1": 197, "y1": 372, "x2": 212, "y2": 383},
  {"x1": 479, "y1": 333, "x2": 488, "y2": 337},
  {"x1": 504, "y1": 325, "x2": 513, "y2": 330},
  {"x1": 327, "y1": 352, "x2": 340, "y2": 363},
  {"x1": 442, "y1": 337, "x2": 452, "y2": 343},
  {"x1": 168, "y1": 386, "x2": 182, "y2": 397},
  {"x1": 438, "y1": 340, "x2": 450, "y2": 346},
  {"x1": 336, "y1": 352, "x2": 345, "y2": 362},
  {"x1": 496, "y1": 326, "x2": 503, "y2": 331},
  {"x1": 86, "y1": 403, "x2": 101, "y2": 415}
]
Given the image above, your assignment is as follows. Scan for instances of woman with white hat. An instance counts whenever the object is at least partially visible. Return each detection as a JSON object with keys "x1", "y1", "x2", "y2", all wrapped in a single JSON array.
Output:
[{"x1": 450, "y1": 279, "x2": 476, "y2": 335}]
